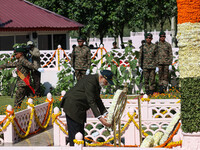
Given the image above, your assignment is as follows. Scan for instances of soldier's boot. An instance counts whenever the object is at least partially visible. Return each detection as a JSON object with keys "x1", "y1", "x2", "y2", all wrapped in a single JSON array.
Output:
[
  {"x1": 149, "y1": 90, "x2": 154, "y2": 95},
  {"x1": 159, "y1": 85, "x2": 164, "y2": 94},
  {"x1": 163, "y1": 86, "x2": 167, "y2": 93}
]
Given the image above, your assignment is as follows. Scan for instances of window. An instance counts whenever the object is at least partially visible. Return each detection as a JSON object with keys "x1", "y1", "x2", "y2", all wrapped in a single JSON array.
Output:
[
  {"x1": 38, "y1": 35, "x2": 52, "y2": 50},
  {"x1": 0, "y1": 36, "x2": 14, "y2": 51},
  {"x1": 53, "y1": 34, "x2": 66, "y2": 49},
  {"x1": 16, "y1": 35, "x2": 28, "y2": 44}
]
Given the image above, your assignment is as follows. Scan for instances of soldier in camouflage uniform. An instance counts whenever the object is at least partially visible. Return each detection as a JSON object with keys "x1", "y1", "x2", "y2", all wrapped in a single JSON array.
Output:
[
  {"x1": 27, "y1": 41, "x2": 41, "y2": 96},
  {"x1": 139, "y1": 33, "x2": 158, "y2": 95},
  {"x1": 70, "y1": 37, "x2": 91, "y2": 81},
  {"x1": 157, "y1": 31, "x2": 173, "y2": 93},
  {"x1": 0, "y1": 47, "x2": 40, "y2": 108}
]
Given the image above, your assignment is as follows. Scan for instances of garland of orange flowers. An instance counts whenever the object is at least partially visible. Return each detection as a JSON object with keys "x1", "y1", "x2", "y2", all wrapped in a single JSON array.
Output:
[
  {"x1": 0, "y1": 109, "x2": 14, "y2": 125},
  {"x1": 42, "y1": 50, "x2": 57, "y2": 68},
  {"x1": 13, "y1": 100, "x2": 52, "y2": 135},
  {"x1": 62, "y1": 49, "x2": 71, "y2": 62},
  {"x1": 177, "y1": 0, "x2": 200, "y2": 24},
  {"x1": 154, "y1": 122, "x2": 181, "y2": 148}
]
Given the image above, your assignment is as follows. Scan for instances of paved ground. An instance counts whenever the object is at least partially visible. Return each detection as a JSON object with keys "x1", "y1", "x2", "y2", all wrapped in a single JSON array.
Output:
[{"x1": 3, "y1": 127, "x2": 54, "y2": 146}]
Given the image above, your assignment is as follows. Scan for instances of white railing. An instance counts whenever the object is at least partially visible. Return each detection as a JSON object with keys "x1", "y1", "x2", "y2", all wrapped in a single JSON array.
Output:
[
  {"x1": 54, "y1": 98, "x2": 181, "y2": 146},
  {"x1": 0, "y1": 48, "x2": 179, "y2": 71},
  {"x1": 1, "y1": 97, "x2": 52, "y2": 144}
]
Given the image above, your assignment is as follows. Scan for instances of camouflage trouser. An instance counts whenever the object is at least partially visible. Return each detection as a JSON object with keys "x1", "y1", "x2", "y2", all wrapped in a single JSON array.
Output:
[
  {"x1": 143, "y1": 68, "x2": 156, "y2": 91},
  {"x1": 15, "y1": 86, "x2": 34, "y2": 108},
  {"x1": 158, "y1": 65, "x2": 169, "y2": 87},
  {"x1": 75, "y1": 70, "x2": 86, "y2": 81},
  {"x1": 32, "y1": 70, "x2": 41, "y2": 96}
]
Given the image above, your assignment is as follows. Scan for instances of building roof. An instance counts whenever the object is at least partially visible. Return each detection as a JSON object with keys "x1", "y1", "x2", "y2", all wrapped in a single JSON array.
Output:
[{"x1": 0, "y1": 0, "x2": 83, "y2": 31}]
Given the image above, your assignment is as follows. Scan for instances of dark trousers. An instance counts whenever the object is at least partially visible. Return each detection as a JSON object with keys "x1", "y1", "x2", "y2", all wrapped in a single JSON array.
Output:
[
  {"x1": 75, "y1": 70, "x2": 86, "y2": 81},
  {"x1": 15, "y1": 86, "x2": 34, "y2": 108},
  {"x1": 143, "y1": 68, "x2": 156, "y2": 91},
  {"x1": 66, "y1": 115, "x2": 85, "y2": 146},
  {"x1": 158, "y1": 65, "x2": 169, "y2": 87},
  {"x1": 32, "y1": 70, "x2": 41, "y2": 96}
]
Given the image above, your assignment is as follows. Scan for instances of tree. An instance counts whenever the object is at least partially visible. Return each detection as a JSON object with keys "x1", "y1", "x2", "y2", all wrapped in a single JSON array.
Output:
[
  {"x1": 108, "y1": 0, "x2": 139, "y2": 48},
  {"x1": 154, "y1": 0, "x2": 177, "y2": 31},
  {"x1": 67, "y1": 0, "x2": 114, "y2": 44},
  {"x1": 28, "y1": 0, "x2": 69, "y2": 17}
]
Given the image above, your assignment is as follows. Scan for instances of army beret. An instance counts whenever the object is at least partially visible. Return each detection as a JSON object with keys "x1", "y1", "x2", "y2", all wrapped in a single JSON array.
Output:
[
  {"x1": 77, "y1": 36, "x2": 85, "y2": 41},
  {"x1": 159, "y1": 31, "x2": 166, "y2": 36},
  {"x1": 14, "y1": 47, "x2": 26, "y2": 53},
  {"x1": 145, "y1": 33, "x2": 153, "y2": 38}
]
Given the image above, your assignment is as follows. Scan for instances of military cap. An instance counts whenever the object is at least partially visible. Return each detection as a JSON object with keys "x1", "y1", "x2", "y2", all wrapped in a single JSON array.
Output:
[
  {"x1": 159, "y1": 31, "x2": 166, "y2": 36},
  {"x1": 77, "y1": 36, "x2": 86, "y2": 41},
  {"x1": 100, "y1": 70, "x2": 114, "y2": 85},
  {"x1": 14, "y1": 46, "x2": 26, "y2": 53},
  {"x1": 27, "y1": 40, "x2": 34, "y2": 46},
  {"x1": 145, "y1": 33, "x2": 153, "y2": 39}
]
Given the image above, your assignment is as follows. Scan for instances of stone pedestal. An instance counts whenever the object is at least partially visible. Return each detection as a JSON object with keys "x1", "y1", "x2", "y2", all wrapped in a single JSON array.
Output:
[{"x1": 182, "y1": 132, "x2": 200, "y2": 150}]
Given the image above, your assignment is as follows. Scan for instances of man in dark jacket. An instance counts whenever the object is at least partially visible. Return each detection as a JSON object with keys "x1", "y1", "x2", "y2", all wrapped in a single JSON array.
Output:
[{"x1": 60, "y1": 70, "x2": 113, "y2": 146}]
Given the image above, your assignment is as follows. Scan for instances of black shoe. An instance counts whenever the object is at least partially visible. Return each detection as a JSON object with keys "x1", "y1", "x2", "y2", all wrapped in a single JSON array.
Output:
[{"x1": 149, "y1": 90, "x2": 154, "y2": 95}]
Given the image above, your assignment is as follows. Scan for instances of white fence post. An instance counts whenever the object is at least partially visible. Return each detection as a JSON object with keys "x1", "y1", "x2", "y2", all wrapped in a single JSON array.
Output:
[
  {"x1": 47, "y1": 93, "x2": 53, "y2": 126},
  {"x1": 74, "y1": 132, "x2": 83, "y2": 150},
  {"x1": 4, "y1": 105, "x2": 14, "y2": 143},
  {"x1": 27, "y1": 98, "x2": 35, "y2": 133},
  {"x1": 124, "y1": 109, "x2": 140, "y2": 145},
  {"x1": 61, "y1": 90, "x2": 66, "y2": 116},
  {"x1": 53, "y1": 107, "x2": 60, "y2": 146}
]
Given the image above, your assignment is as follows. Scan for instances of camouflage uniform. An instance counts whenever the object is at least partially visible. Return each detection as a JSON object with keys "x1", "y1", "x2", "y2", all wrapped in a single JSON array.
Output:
[
  {"x1": 30, "y1": 47, "x2": 41, "y2": 96},
  {"x1": 157, "y1": 41, "x2": 173, "y2": 87},
  {"x1": 139, "y1": 42, "x2": 157, "y2": 93},
  {"x1": 0, "y1": 55, "x2": 39, "y2": 107},
  {"x1": 70, "y1": 45, "x2": 91, "y2": 81}
]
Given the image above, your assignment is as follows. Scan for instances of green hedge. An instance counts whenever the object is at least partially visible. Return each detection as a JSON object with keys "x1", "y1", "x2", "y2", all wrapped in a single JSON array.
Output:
[{"x1": 181, "y1": 77, "x2": 200, "y2": 133}]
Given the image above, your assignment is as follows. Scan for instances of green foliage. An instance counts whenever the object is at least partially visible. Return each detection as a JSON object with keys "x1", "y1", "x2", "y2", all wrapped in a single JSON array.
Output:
[
  {"x1": 93, "y1": 46, "x2": 140, "y2": 94},
  {"x1": 180, "y1": 77, "x2": 200, "y2": 133},
  {"x1": 28, "y1": 0, "x2": 176, "y2": 44},
  {"x1": 51, "y1": 60, "x2": 75, "y2": 95},
  {"x1": 0, "y1": 54, "x2": 16, "y2": 96}
]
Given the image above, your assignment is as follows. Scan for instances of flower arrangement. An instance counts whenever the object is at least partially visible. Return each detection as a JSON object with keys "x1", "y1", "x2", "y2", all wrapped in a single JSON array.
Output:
[
  {"x1": 153, "y1": 131, "x2": 164, "y2": 146},
  {"x1": 159, "y1": 113, "x2": 180, "y2": 145},
  {"x1": 107, "y1": 90, "x2": 123, "y2": 124},
  {"x1": 141, "y1": 94, "x2": 150, "y2": 102},
  {"x1": 177, "y1": 0, "x2": 200, "y2": 133},
  {"x1": 140, "y1": 135, "x2": 154, "y2": 148}
]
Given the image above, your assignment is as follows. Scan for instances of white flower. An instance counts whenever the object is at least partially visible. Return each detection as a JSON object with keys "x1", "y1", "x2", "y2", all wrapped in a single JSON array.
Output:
[
  {"x1": 107, "y1": 90, "x2": 123, "y2": 124},
  {"x1": 140, "y1": 135, "x2": 154, "y2": 148},
  {"x1": 159, "y1": 113, "x2": 180, "y2": 145}
]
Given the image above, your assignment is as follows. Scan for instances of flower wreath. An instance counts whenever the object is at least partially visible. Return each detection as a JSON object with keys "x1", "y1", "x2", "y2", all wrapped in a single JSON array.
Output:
[{"x1": 107, "y1": 89, "x2": 127, "y2": 126}]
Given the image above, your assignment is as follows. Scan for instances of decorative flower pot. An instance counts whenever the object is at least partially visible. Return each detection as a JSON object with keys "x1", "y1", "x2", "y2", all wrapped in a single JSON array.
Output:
[{"x1": 182, "y1": 132, "x2": 200, "y2": 150}]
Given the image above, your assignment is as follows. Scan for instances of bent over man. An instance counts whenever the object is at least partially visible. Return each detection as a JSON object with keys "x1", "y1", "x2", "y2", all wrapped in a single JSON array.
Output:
[{"x1": 60, "y1": 70, "x2": 113, "y2": 146}]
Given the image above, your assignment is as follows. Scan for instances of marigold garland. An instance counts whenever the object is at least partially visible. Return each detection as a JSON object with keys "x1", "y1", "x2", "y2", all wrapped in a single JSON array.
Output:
[
  {"x1": 177, "y1": 0, "x2": 200, "y2": 24},
  {"x1": 141, "y1": 98, "x2": 150, "y2": 102},
  {"x1": 165, "y1": 140, "x2": 182, "y2": 148}
]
